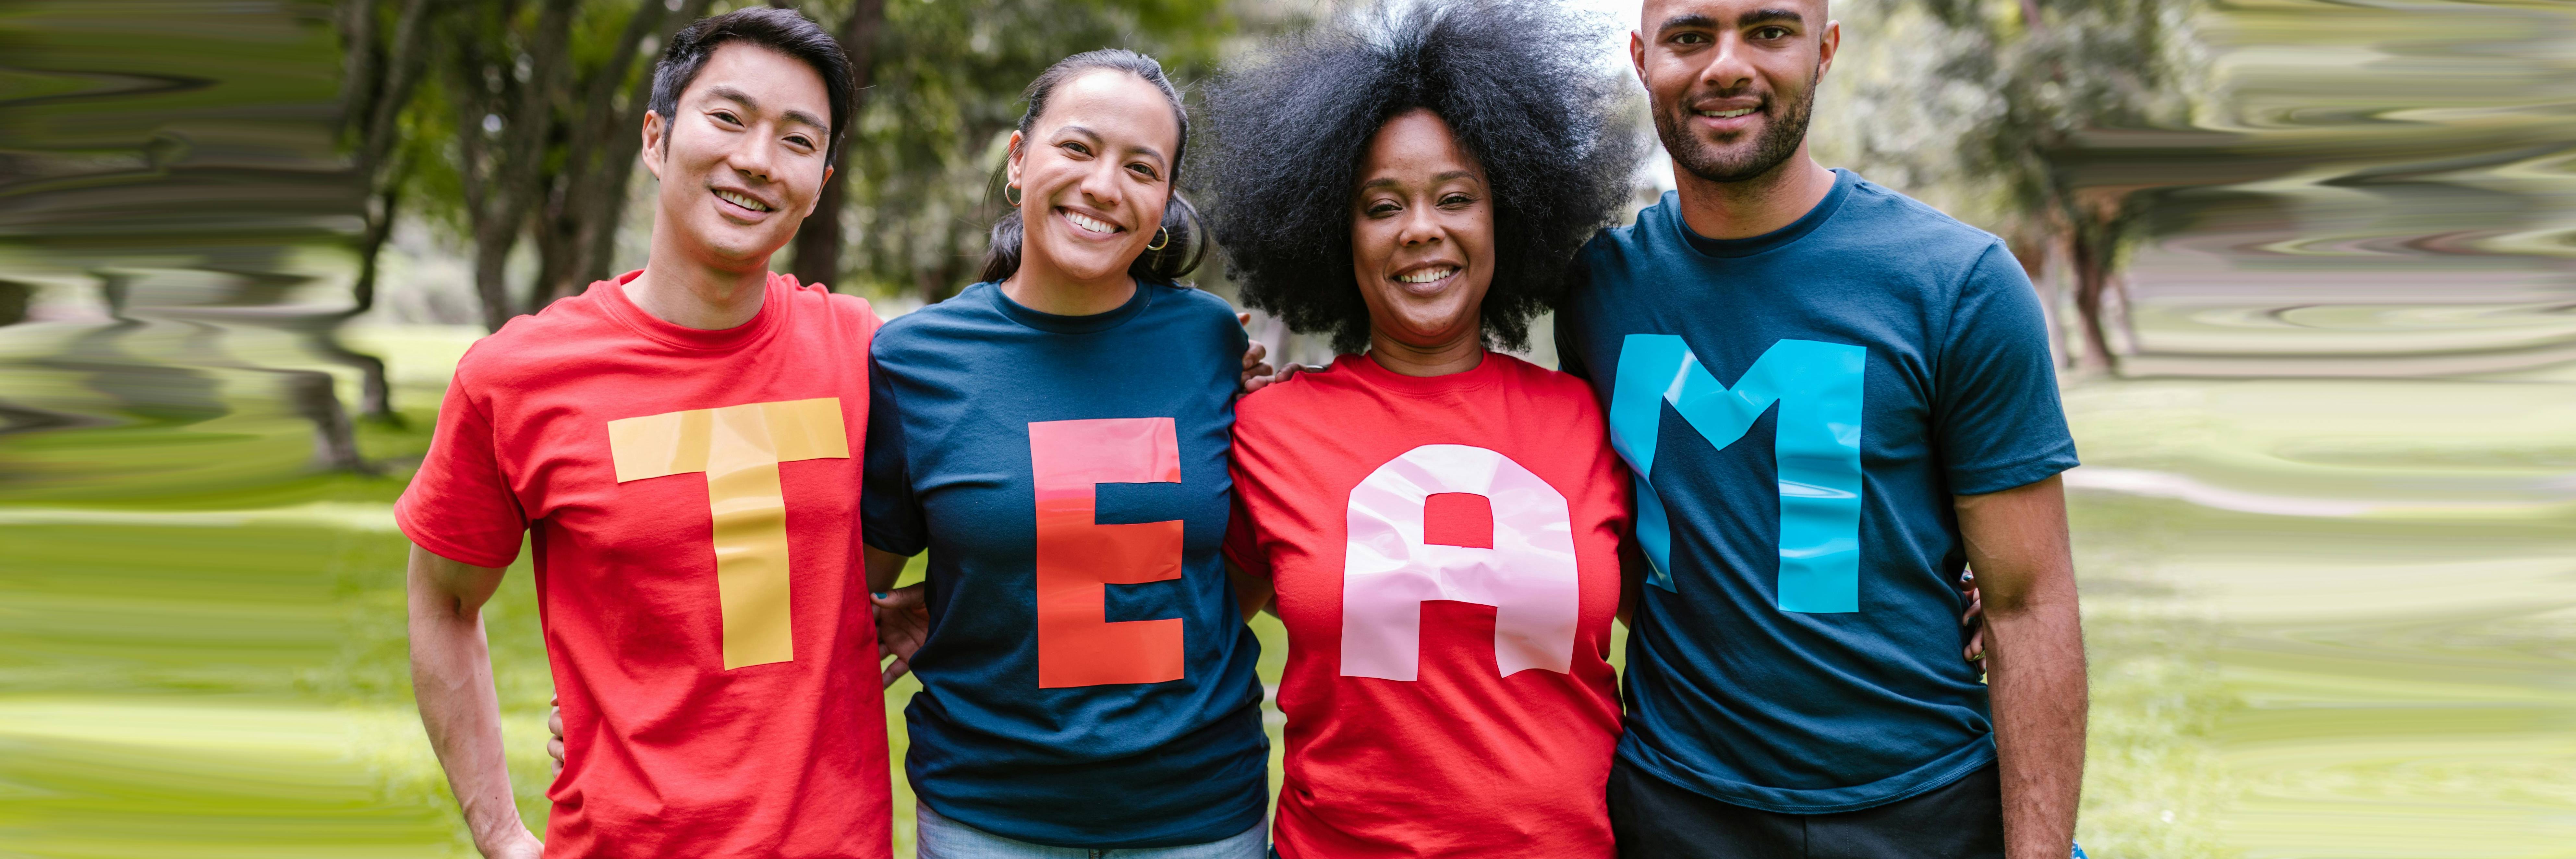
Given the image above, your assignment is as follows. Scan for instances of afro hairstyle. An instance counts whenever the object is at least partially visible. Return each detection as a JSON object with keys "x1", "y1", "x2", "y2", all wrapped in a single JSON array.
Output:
[{"x1": 1199, "y1": 0, "x2": 1643, "y2": 354}]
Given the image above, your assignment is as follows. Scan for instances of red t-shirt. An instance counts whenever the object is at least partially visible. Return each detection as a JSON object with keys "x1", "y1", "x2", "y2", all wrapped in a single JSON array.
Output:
[
  {"x1": 1225, "y1": 354, "x2": 1628, "y2": 859},
  {"x1": 397, "y1": 271, "x2": 890, "y2": 859}
]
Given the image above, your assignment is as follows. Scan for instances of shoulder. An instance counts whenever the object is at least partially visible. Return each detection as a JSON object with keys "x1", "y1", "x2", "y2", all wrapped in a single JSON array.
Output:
[
  {"x1": 1150, "y1": 283, "x2": 1246, "y2": 333},
  {"x1": 790, "y1": 280, "x2": 882, "y2": 332},
  {"x1": 1490, "y1": 354, "x2": 1605, "y2": 420},
  {"x1": 873, "y1": 284, "x2": 992, "y2": 349},
  {"x1": 1577, "y1": 191, "x2": 1678, "y2": 267},
  {"x1": 1834, "y1": 176, "x2": 2016, "y2": 276},
  {"x1": 1232, "y1": 356, "x2": 1355, "y2": 427},
  {"x1": 449, "y1": 290, "x2": 621, "y2": 388}
]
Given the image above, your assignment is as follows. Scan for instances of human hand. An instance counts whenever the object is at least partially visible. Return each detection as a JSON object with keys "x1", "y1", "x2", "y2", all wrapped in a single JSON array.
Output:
[
  {"x1": 544, "y1": 695, "x2": 563, "y2": 771},
  {"x1": 874, "y1": 584, "x2": 929, "y2": 687},
  {"x1": 1960, "y1": 570, "x2": 1986, "y2": 671},
  {"x1": 1239, "y1": 313, "x2": 1323, "y2": 393}
]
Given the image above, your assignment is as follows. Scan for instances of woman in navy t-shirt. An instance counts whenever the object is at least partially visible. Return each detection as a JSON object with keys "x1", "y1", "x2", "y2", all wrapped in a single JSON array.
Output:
[{"x1": 856, "y1": 50, "x2": 1271, "y2": 857}]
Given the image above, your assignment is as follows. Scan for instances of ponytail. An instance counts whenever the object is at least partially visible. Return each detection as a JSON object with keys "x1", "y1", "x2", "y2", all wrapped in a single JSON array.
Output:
[{"x1": 979, "y1": 49, "x2": 1205, "y2": 285}]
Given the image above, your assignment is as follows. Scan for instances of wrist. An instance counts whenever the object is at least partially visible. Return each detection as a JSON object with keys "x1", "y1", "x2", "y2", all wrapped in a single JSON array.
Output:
[{"x1": 470, "y1": 818, "x2": 536, "y2": 855}]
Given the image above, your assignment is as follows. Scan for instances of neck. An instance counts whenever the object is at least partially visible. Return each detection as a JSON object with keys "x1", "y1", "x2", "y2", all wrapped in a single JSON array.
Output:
[
  {"x1": 1367, "y1": 323, "x2": 1484, "y2": 377},
  {"x1": 1000, "y1": 259, "x2": 1137, "y2": 317},
  {"x1": 627, "y1": 225, "x2": 772, "y2": 330},
  {"x1": 1673, "y1": 149, "x2": 1838, "y2": 241}
]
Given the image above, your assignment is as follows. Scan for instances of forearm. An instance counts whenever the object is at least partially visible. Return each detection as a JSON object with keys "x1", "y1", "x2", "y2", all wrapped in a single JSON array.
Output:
[
  {"x1": 1985, "y1": 586, "x2": 2086, "y2": 858},
  {"x1": 406, "y1": 549, "x2": 533, "y2": 856},
  {"x1": 1953, "y1": 475, "x2": 2084, "y2": 859},
  {"x1": 864, "y1": 545, "x2": 912, "y2": 593},
  {"x1": 1225, "y1": 560, "x2": 1275, "y2": 621}
]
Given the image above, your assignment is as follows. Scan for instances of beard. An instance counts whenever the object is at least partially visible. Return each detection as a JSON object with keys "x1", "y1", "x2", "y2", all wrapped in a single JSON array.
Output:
[{"x1": 1655, "y1": 74, "x2": 1819, "y2": 185}]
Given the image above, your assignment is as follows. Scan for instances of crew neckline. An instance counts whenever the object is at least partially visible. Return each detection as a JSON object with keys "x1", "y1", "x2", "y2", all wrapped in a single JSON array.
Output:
[
  {"x1": 1672, "y1": 168, "x2": 1859, "y2": 259},
  {"x1": 596, "y1": 269, "x2": 786, "y2": 351},
  {"x1": 984, "y1": 279, "x2": 1155, "y2": 334},
  {"x1": 1338, "y1": 349, "x2": 1507, "y2": 397}
]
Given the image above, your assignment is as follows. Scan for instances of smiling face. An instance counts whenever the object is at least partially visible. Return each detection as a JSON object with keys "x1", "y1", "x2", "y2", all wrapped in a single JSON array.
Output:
[
  {"x1": 1633, "y1": 0, "x2": 1838, "y2": 184},
  {"x1": 1005, "y1": 69, "x2": 1180, "y2": 288},
  {"x1": 642, "y1": 41, "x2": 835, "y2": 269},
  {"x1": 1349, "y1": 109, "x2": 1496, "y2": 351}
]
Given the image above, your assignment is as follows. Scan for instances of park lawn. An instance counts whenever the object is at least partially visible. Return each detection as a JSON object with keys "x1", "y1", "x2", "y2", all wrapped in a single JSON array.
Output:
[{"x1": 16, "y1": 325, "x2": 2571, "y2": 857}]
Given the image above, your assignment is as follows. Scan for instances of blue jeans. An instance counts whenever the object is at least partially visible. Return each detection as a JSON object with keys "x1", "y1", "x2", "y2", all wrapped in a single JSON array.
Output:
[{"x1": 916, "y1": 804, "x2": 1267, "y2": 859}]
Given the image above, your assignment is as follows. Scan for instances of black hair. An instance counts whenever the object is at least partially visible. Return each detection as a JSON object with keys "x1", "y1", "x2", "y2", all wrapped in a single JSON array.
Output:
[
  {"x1": 1201, "y1": 0, "x2": 1643, "y2": 353},
  {"x1": 649, "y1": 7, "x2": 855, "y2": 167},
  {"x1": 979, "y1": 49, "x2": 1207, "y2": 285}
]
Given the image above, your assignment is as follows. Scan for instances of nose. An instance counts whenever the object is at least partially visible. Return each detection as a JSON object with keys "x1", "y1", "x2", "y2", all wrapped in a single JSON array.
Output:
[
  {"x1": 1395, "y1": 201, "x2": 1444, "y2": 249},
  {"x1": 1076, "y1": 158, "x2": 1125, "y2": 213},
  {"x1": 726, "y1": 127, "x2": 777, "y2": 184},
  {"x1": 1700, "y1": 31, "x2": 1757, "y2": 94}
]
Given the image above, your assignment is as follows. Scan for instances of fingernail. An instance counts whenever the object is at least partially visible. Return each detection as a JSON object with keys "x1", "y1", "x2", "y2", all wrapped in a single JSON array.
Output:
[{"x1": 871, "y1": 592, "x2": 887, "y2": 599}]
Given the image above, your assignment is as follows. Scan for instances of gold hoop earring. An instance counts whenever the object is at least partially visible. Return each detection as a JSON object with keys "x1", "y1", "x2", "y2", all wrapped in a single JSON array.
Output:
[
  {"x1": 1005, "y1": 184, "x2": 1022, "y2": 207},
  {"x1": 1146, "y1": 227, "x2": 1170, "y2": 252}
]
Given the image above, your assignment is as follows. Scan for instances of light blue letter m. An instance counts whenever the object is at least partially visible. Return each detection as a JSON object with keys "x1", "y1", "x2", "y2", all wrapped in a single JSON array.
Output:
[{"x1": 1609, "y1": 335, "x2": 1865, "y2": 612}]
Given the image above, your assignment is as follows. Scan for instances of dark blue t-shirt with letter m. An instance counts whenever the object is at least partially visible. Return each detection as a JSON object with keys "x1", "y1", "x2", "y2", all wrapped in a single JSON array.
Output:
[
  {"x1": 862, "y1": 281, "x2": 1267, "y2": 847},
  {"x1": 1555, "y1": 170, "x2": 2078, "y2": 813}
]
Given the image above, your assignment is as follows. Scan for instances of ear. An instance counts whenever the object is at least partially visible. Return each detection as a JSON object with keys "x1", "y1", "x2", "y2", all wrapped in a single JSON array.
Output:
[
  {"x1": 1004, "y1": 130, "x2": 1026, "y2": 192},
  {"x1": 1629, "y1": 30, "x2": 1650, "y2": 87},
  {"x1": 804, "y1": 165, "x2": 834, "y2": 218},
  {"x1": 641, "y1": 110, "x2": 668, "y2": 180},
  {"x1": 1818, "y1": 19, "x2": 1842, "y2": 77}
]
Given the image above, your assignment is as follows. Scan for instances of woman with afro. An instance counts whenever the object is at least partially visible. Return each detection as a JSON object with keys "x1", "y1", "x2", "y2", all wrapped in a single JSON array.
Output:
[{"x1": 1202, "y1": 2, "x2": 1646, "y2": 856}]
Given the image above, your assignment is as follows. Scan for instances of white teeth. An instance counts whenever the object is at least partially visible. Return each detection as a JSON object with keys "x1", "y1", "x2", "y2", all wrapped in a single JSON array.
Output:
[
  {"x1": 1698, "y1": 108, "x2": 1756, "y2": 119},
  {"x1": 716, "y1": 190, "x2": 771, "y2": 212},
  {"x1": 1064, "y1": 211, "x2": 1117, "y2": 234},
  {"x1": 1397, "y1": 266, "x2": 1458, "y2": 284}
]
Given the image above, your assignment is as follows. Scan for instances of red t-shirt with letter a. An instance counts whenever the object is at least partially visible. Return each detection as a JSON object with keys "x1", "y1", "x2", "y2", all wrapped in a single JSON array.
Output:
[
  {"x1": 1225, "y1": 353, "x2": 1628, "y2": 859},
  {"x1": 397, "y1": 271, "x2": 890, "y2": 858}
]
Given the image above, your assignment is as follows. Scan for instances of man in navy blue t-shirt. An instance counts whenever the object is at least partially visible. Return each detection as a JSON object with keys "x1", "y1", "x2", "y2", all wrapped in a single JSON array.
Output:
[{"x1": 1553, "y1": 1, "x2": 2088, "y2": 857}]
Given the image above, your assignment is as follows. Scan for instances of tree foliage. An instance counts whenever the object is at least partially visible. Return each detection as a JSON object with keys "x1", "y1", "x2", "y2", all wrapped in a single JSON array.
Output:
[
  {"x1": 835, "y1": 0, "x2": 1249, "y2": 303},
  {"x1": 343, "y1": 0, "x2": 1259, "y2": 337},
  {"x1": 1815, "y1": 0, "x2": 2207, "y2": 369}
]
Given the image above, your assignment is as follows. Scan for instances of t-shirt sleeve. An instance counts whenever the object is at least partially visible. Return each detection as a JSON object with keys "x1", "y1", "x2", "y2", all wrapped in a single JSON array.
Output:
[
  {"x1": 859, "y1": 348, "x2": 927, "y2": 556},
  {"x1": 394, "y1": 371, "x2": 527, "y2": 569},
  {"x1": 1935, "y1": 242, "x2": 2081, "y2": 495}
]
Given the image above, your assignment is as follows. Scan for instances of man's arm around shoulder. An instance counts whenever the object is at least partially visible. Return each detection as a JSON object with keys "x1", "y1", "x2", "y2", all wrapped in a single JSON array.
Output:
[
  {"x1": 409, "y1": 544, "x2": 543, "y2": 859},
  {"x1": 1956, "y1": 474, "x2": 2086, "y2": 859}
]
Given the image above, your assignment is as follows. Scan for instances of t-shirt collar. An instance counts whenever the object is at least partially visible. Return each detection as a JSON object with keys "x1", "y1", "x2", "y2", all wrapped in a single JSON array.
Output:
[
  {"x1": 1671, "y1": 168, "x2": 1859, "y2": 259},
  {"x1": 594, "y1": 268, "x2": 788, "y2": 352},
  {"x1": 984, "y1": 278, "x2": 1156, "y2": 334},
  {"x1": 1340, "y1": 348, "x2": 1504, "y2": 396}
]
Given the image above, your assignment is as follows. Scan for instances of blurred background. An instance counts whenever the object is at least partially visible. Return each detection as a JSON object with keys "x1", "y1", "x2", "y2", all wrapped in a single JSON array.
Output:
[{"x1": 0, "y1": 0, "x2": 2569, "y2": 856}]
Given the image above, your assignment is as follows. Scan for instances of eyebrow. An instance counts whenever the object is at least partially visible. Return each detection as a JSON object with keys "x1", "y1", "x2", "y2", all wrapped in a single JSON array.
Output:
[
  {"x1": 1360, "y1": 169, "x2": 1481, "y2": 190},
  {"x1": 1741, "y1": 8, "x2": 1805, "y2": 26},
  {"x1": 1655, "y1": 8, "x2": 1803, "y2": 34},
  {"x1": 703, "y1": 84, "x2": 829, "y2": 132}
]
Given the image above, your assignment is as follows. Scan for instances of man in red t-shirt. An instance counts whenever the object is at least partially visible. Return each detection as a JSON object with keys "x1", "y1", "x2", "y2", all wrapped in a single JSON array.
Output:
[{"x1": 399, "y1": 10, "x2": 892, "y2": 858}]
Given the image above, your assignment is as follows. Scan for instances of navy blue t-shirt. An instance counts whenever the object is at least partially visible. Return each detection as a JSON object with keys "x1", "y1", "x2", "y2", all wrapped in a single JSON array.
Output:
[
  {"x1": 862, "y1": 281, "x2": 1267, "y2": 847},
  {"x1": 1555, "y1": 170, "x2": 2078, "y2": 813}
]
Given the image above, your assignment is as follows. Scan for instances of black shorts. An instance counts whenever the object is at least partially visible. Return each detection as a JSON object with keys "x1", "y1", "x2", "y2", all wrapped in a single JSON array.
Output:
[{"x1": 1608, "y1": 758, "x2": 2004, "y2": 859}]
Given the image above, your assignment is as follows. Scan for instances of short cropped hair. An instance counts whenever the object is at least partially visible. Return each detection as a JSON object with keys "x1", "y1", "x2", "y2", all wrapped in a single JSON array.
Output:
[
  {"x1": 649, "y1": 7, "x2": 855, "y2": 166},
  {"x1": 1201, "y1": 0, "x2": 1643, "y2": 353}
]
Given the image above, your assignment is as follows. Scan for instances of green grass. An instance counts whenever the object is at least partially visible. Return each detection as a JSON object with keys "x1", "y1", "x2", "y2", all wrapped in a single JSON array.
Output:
[{"x1": 6, "y1": 328, "x2": 2573, "y2": 857}]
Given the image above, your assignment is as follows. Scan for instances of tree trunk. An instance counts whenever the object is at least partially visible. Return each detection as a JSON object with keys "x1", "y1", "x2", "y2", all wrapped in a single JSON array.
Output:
[
  {"x1": 460, "y1": 0, "x2": 580, "y2": 331},
  {"x1": 790, "y1": 0, "x2": 885, "y2": 292},
  {"x1": 2066, "y1": 221, "x2": 2119, "y2": 372},
  {"x1": 532, "y1": 0, "x2": 717, "y2": 306}
]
